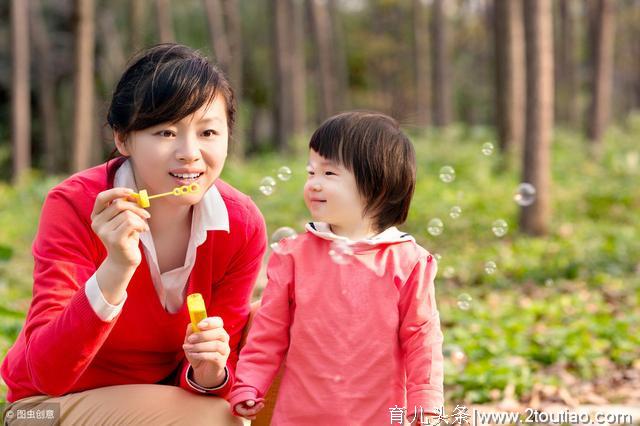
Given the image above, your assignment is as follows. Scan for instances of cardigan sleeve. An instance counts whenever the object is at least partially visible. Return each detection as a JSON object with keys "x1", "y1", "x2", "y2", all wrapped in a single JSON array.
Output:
[
  {"x1": 398, "y1": 254, "x2": 444, "y2": 416},
  {"x1": 22, "y1": 188, "x2": 119, "y2": 397},
  {"x1": 227, "y1": 248, "x2": 294, "y2": 414},
  {"x1": 177, "y1": 198, "x2": 267, "y2": 397}
]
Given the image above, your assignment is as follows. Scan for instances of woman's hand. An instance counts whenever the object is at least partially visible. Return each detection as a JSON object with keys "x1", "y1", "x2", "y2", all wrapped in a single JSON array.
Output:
[
  {"x1": 234, "y1": 400, "x2": 265, "y2": 420},
  {"x1": 183, "y1": 317, "x2": 230, "y2": 388},
  {"x1": 91, "y1": 187, "x2": 150, "y2": 268}
]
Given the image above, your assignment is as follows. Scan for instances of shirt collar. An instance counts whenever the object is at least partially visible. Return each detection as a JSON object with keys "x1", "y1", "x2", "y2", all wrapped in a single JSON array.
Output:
[
  {"x1": 114, "y1": 159, "x2": 230, "y2": 233},
  {"x1": 305, "y1": 221, "x2": 414, "y2": 246}
]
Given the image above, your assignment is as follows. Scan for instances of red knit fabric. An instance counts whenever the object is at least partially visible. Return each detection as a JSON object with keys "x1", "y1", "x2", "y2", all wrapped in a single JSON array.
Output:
[{"x1": 1, "y1": 158, "x2": 267, "y2": 403}]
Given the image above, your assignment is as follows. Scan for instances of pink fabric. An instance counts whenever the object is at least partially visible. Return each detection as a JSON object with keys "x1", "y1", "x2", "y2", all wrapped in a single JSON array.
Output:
[{"x1": 228, "y1": 230, "x2": 444, "y2": 425}]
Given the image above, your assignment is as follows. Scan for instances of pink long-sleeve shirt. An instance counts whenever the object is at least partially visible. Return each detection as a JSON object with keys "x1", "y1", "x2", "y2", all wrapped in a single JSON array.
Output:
[{"x1": 228, "y1": 222, "x2": 444, "y2": 425}]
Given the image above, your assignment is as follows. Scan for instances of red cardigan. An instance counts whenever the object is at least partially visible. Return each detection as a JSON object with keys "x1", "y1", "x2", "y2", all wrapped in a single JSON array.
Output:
[{"x1": 0, "y1": 158, "x2": 267, "y2": 403}]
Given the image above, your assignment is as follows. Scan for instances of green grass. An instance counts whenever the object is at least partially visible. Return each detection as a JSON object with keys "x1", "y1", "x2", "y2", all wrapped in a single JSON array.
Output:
[{"x1": 1, "y1": 117, "x2": 639, "y2": 405}]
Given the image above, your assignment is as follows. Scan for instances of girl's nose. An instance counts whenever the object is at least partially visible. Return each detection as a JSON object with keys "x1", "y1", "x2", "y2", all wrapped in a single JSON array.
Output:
[
  {"x1": 176, "y1": 137, "x2": 200, "y2": 162},
  {"x1": 312, "y1": 183, "x2": 321, "y2": 191}
]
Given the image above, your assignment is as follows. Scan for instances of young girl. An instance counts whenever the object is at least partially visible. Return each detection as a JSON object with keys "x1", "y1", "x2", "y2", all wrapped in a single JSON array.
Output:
[
  {"x1": 228, "y1": 112, "x2": 444, "y2": 424},
  {"x1": 1, "y1": 44, "x2": 265, "y2": 425}
]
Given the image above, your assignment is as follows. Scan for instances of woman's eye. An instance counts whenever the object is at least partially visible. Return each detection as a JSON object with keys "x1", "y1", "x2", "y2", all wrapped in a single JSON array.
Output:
[
  {"x1": 157, "y1": 130, "x2": 175, "y2": 138},
  {"x1": 203, "y1": 129, "x2": 219, "y2": 137}
]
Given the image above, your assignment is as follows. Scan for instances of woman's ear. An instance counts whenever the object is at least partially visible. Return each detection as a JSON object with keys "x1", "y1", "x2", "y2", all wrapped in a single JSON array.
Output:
[{"x1": 114, "y1": 132, "x2": 131, "y2": 157}]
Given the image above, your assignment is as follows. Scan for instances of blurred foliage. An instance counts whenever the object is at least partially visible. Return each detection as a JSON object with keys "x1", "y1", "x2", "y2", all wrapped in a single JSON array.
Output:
[{"x1": 1, "y1": 119, "x2": 639, "y2": 404}]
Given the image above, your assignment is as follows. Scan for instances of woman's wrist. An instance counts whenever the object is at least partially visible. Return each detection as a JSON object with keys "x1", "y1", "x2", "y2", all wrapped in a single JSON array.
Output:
[
  {"x1": 192, "y1": 365, "x2": 227, "y2": 389},
  {"x1": 96, "y1": 256, "x2": 137, "y2": 305}
]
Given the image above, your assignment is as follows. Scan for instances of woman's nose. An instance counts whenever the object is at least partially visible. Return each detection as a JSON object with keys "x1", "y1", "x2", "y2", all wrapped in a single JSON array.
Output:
[{"x1": 176, "y1": 137, "x2": 201, "y2": 162}]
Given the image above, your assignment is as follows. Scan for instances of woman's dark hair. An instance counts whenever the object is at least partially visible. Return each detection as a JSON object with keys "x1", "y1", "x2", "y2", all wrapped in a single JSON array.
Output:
[
  {"x1": 107, "y1": 43, "x2": 236, "y2": 145},
  {"x1": 309, "y1": 111, "x2": 417, "y2": 232}
]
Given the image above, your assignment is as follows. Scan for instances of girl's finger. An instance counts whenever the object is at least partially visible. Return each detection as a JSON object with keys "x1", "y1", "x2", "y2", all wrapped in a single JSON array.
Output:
[
  {"x1": 183, "y1": 340, "x2": 229, "y2": 355},
  {"x1": 91, "y1": 188, "x2": 135, "y2": 218},
  {"x1": 186, "y1": 327, "x2": 229, "y2": 344},
  {"x1": 97, "y1": 197, "x2": 151, "y2": 223}
]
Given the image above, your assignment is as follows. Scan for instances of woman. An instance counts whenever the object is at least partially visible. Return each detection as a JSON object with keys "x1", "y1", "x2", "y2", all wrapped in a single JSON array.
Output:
[{"x1": 1, "y1": 44, "x2": 266, "y2": 425}]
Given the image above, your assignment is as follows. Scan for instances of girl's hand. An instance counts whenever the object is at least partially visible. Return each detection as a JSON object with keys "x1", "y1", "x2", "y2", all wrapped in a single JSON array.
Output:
[
  {"x1": 90, "y1": 187, "x2": 150, "y2": 268},
  {"x1": 183, "y1": 317, "x2": 230, "y2": 388},
  {"x1": 234, "y1": 400, "x2": 265, "y2": 420}
]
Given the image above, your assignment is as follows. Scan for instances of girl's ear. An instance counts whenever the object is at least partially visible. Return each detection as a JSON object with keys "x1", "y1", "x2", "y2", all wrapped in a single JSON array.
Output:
[{"x1": 114, "y1": 132, "x2": 131, "y2": 157}]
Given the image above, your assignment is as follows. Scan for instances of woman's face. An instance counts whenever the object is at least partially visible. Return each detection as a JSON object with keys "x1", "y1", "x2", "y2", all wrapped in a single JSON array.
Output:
[{"x1": 115, "y1": 95, "x2": 229, "y2": 207}]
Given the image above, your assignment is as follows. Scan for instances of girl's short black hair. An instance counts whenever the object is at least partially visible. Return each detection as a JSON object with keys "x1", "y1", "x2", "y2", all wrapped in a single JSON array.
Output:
[
  {"x1": 309, "y1": 111, "x2": 417, "y2": 232},
  {"x1": 107, "y1": 43, "x2": 236, "y2": 141}
]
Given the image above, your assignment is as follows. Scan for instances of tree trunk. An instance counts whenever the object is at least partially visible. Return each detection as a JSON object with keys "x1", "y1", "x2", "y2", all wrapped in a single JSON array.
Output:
[
  {"x1": 155, "y1": 0, "x2": 174, "y2": 43},
  {"x1": 327, "y1": 0, "x2": 349, "y2": 111},
  {"x1": 203, "y1": 0, "x2": 231, "y2": 73},
  {"x1": 221, "y1": 0, "x2": 245, "y2": 158},
  {"x1": 308, "y1": 0, "x2": 337, "y2": 121},
  {"x1": 31, "y1": 0, "x2": 59, "y2": 174},
  {"x1": 586, "y1": 0, "x2": 615, "y2": 148},
  {"x1": 494, "y1": 0, "x2": 525, "y2": 155},
  {"x1": 11, "y1": 0, "x2": 31, "y2": 182},
  {"x1": 430, "y1": 0, "x2": 451, "y2": 127},
  {"x1": 130, "y1": 0, "x2": 145, "y2": 53},
  {"x1": 72, "y1": 0, "x2": 95, "y2": 172},
  {"x1": 412, "y1": 0, "x2": 430, "y2": 127},
  {"x1": 291, "y1": 0, "x2": 307, "y2": 138},
  {"x1": 520, "y1": 0, "x2": 553, "y2": 236},
  {"x1": 272, "y1": 0, "x2": 295, "y2": 152},
  {"x1": 556, "y1": 0, "x2": 579, "y2": 126}
]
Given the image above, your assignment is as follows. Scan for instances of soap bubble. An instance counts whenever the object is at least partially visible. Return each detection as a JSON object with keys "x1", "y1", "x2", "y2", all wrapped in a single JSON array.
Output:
[
  {"x1": 492, "y1": 219, "x2": 508, "y2": 237},
  {"x1": 449, "y1": 206, "x2": 462, "y2": 219},
  {"x1": 259, "y1": 176, "x2": 276, "y2": 196},
  {"x1": 434, "y1": 253, "x2": 442, "y2": 262},
  {"x1": 427, "y1": 218, "x2": 444, "y2": 236},
  {"x1": 277, "y1": 166, "x2": 292, "y2": 181},
  {"x1": 270, "y1": 227, "x2": 298, "y2": 254},
  {"x1": 443, "y1": 266, "x2": 455, "y2": 279},
  {"x1": 439, "y1": 166, "x2": 456, "y2": 183},
  {"x1": 484, "y1": 261, "x2": 497, "y2": 274},
  {"x1": 481, "y1": 142, "x2": 494, "y2": 156},
  {"x1": 514, "y1": 183, "x2": 536, "y2": 206},
  {"x1": 328, "y1": 240, "x2": 353, "y2": 265},
  {"x1": 444, "y1": 345, "x2": 467, "y2": 367},
  {"x1": 457, "y1": 293, "x2": 472, "y2": 310}
]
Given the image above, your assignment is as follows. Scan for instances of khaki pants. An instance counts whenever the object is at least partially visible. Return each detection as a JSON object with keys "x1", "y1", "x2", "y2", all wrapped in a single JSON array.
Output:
[{"x1": 2, "y1": 384, "x2": 245, "y2": 426}]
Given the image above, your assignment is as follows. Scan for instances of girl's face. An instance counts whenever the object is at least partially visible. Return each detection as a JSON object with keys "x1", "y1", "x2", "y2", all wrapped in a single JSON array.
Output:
[
  {"x1": 115, "y1": 95, "x2": 228, "y2": 207},
  {"x1": 304, "y1": 149, "x2": 368, "y2": 229}
]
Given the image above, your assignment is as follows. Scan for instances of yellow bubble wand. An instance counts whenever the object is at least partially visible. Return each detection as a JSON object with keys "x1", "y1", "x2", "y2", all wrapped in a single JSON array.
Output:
[{"x1": 130, "y1": 183, "x2": 201, "y2": 208}]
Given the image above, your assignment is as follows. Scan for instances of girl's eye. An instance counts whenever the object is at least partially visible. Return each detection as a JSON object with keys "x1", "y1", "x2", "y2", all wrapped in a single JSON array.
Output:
[
  {"x1": 203, "y1": 129, "x2": 219, "y2": 137},
  {"x1": 307, "y1": 170, "x2": 315, "y2": 176},
  {"x1": 325, "y1": 171, "x2": 336, "y2": 176},
  {"x1": 157, "y1": 130, "x2": 175, "y2": 138}
]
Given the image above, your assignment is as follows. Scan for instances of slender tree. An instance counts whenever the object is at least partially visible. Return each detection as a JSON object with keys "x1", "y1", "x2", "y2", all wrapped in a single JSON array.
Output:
[
  {"x1": 155, "y1": 0, "x2": 175, "y2": 43},
  {"x1": 412, "y1": 0, "x2": 430, "y2": 127},
  {"x1": 72, "y1": 0, "x2": 96, "y2": 172},
  {"x1": 11, "y1": 0, "x2": 31, "y2": 182},
  {"x1": 130, "y1": 0, "x2": 145, "y2": 54},
  {"x1": 31, "y1": 0, "x2": 60, "y2": 173},
  {"x1": 308, "y1": 0, "x2": 337, "y2": 121},
  {"x1": 494, "y1": 0, "x2": 525, "y2": 156},
  {"x1": 203, "y1": 0, "x2": 231, "y2": 73},
  {"x1": 430, "y1": 0, "x2": 452, "y2": 127},
  {"x1": 520, "y1": 0, "x2": 554, "y2": 235},
  {"x1": 272, "y1": 0, "x2": 295, "y2": 152},
  {"x1": 556, "y1": 0, "x2": 579, "y2": 126},
  {"x1": 587, "y1": 0, "x2": 616, "y2": 149}
]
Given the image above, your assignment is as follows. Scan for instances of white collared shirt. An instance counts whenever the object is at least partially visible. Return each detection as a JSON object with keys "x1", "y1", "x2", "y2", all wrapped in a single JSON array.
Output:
[{"x1": 84, "y1": 159, "x2": 230, "y2": 320}]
